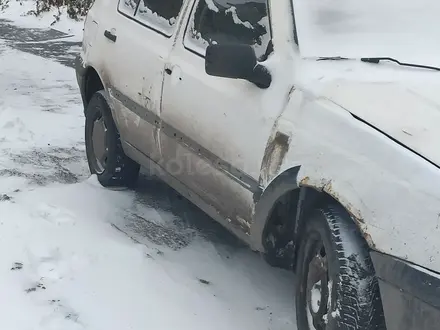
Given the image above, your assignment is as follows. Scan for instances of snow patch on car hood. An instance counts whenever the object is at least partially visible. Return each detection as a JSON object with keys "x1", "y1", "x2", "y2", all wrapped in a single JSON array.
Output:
[{"x1": 320, "y1": 81, "x2": 440, "y2": 167}]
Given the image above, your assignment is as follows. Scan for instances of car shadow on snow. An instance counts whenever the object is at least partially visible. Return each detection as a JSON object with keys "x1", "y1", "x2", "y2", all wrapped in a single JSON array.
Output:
[
  {"x1": 116, "y1": 174, "x2": 296, "y2": 329},
  {"x1": 0, "y1": 18, "x2": 68, "y2": 42},
  {"x1": 119, "y1": 172, "x2": 246, "y2": 252},
  {"x1": 0, "y1": 143, "x2": 242, "y2": 253},
  {"x1": 0, "y1": 18, "x2": 81, "y2": 68}
]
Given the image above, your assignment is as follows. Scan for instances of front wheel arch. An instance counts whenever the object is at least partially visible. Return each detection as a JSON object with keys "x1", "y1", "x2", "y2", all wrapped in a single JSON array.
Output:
[
  {"x1": 253, "y1": 167, "x2": 377, "y2": 270},
  {"x1": 250, "y1": 166, "x2": 300, "y2": 253}
]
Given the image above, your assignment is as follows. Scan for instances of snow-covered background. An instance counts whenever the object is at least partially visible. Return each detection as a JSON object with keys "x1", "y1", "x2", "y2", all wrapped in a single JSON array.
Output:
[
  {"x1": 0, "y1": 3, "x2": 295, "y2": 329},
  {"x1": 0, "y1": 0, "x2": 84, "y2": 37}
]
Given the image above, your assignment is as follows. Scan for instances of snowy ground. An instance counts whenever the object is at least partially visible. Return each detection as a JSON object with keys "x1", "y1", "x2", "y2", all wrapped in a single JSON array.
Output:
[
  {"x1": 0, "y1": 0, "x2": 82, "y2": 67},
  {"x1": 0, "y1": 5, "x2": 295, "y2": 330},
  {"x1": 0, "y1": 0, "x2": 84, "y2": 37}
]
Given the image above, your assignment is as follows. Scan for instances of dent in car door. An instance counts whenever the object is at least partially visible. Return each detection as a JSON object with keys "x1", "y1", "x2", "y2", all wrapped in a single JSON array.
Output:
[
  {"x1": 104, "y1": 0, "x2": 185, "y2": 163},
  {"x1": 160, "y1": 0, "x2": 286, "y2": 231}
]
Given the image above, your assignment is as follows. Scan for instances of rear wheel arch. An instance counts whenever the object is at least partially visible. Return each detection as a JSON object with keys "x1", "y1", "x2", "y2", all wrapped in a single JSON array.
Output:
[{"x1": 83, "y1": 66, "x2": 104, "y2": 108}]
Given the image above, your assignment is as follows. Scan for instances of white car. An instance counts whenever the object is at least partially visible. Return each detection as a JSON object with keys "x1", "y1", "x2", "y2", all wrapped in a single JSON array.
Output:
[{"x1": 76, "y1": 0, "x2": 440, "y2": 329}]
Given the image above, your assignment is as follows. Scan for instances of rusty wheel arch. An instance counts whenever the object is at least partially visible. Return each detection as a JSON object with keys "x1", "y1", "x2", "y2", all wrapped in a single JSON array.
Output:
[{"x1": 252, "y1": 167, "x2": 372, "y2": 269}]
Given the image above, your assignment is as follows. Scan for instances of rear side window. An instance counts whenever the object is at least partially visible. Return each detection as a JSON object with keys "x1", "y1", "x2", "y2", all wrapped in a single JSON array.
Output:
[
  {"x1": 135, "y1": 0, "x2": 184, "y2": 33},
  {"x1": 118, "y1": 0, "x2": 184, "y2": 36},
  {"x1": 119, "y1": 0, "x2": 140, "y2": 15},
  {"x1": 185, "y1": 0, "x2": 271, "y2": 57}
]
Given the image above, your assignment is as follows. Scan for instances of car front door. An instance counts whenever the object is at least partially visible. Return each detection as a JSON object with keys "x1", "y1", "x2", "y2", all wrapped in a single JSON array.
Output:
[
  {"x1": 160, "y1": 0, "x2": 290, "y2": 232},
  {"x1": 103, "y1": 0, "x2": 186, "y2": 163}
]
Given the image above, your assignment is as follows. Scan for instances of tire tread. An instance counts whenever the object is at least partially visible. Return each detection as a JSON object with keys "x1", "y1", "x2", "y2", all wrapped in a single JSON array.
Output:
[{"x1": 321, "y1": 205, "x2": 386, "y2": 330}]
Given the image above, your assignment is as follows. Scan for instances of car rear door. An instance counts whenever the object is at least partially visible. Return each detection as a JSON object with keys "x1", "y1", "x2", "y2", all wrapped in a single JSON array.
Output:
[
  {"x1": 159, "y1": 0, "x2": 290, "y2": 232},
  {"x1": 100, "y1": 0, "x2": 186, "y2": 163}
]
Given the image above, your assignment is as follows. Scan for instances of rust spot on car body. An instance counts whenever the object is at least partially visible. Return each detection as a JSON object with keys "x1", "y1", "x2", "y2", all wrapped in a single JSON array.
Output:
[
  {"x1": 300, "y1": 178, "x2": 365, "y2": 224},
  {"x1": 299, "y1": 177, "x2": 375, "y2": 247},
  {"x1": 260, "y1": 131, "x2": 290, "y2": 185},
  {"x1": 362, "y1": 231, "x2": 375, "y2": 248},
  {"x1": 299, "y1": 176, "x2": 311, "y2": 186},
  {"x1": 321, "y1": 181, "x2": 365, "y2": 224}
]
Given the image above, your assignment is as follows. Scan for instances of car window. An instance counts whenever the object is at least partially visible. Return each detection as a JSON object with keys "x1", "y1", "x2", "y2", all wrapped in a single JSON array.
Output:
[
  {"x1": 185, "y1": 0, "x2": 271, "y2": 58},
  {"x1": 119, "y1": 0, "x2": 140, "y2": 16},
  {"x1": 134, "y1": 0, "x2": 184, "y2": 34}
]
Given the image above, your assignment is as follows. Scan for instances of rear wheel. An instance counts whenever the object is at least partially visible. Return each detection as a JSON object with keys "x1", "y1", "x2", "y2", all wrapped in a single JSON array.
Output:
[
  {"x1": 85, "y1": 91, "x2": 140, "y2": 187},
  {"x1": 295, "y1": 204, "x2": 386, "y2": 330}
]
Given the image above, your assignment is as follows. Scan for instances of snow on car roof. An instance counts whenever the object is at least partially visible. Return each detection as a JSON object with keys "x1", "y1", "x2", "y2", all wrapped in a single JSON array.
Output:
[{"x1": 293, "y1": 0, "x2": 440, "y2": 67}]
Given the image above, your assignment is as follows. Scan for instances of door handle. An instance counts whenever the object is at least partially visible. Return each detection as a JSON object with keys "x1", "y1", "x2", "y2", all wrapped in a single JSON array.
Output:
[{"x1": 104, "y1": 30, "x2": 117, "y2": 42}]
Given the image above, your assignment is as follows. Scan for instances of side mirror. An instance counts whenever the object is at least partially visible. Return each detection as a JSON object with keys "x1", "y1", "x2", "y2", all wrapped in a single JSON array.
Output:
[{"x1": 205, "y1": 44, "x2": 272, "y2": 89}]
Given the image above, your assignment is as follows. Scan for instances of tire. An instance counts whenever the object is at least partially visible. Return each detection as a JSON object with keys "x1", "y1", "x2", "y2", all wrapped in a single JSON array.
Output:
[
  {"x1": 85, "y1": 91, "x2": 140, "y2": 187},
  {"x1": 295, "y1": 204, "x2": 386, "y2": 330}
]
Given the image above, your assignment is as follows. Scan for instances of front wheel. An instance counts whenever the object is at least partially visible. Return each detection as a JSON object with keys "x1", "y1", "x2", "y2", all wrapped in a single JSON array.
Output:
[
  {"x1": 295, "y1": 204, "x2": 386, "y2": 330},
  {"x1": 85, "y1": 91, "x2": 140, "y2": 187}
]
